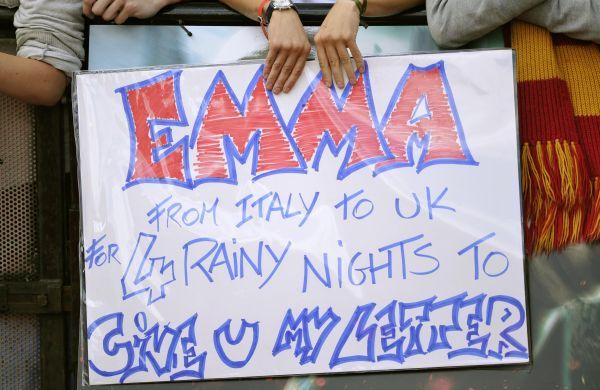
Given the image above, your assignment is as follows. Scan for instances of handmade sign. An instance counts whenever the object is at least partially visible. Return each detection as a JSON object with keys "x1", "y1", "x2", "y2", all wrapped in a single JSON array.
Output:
[{"x1": 75, "y1": 51, "x2": 528, "y2": 385}]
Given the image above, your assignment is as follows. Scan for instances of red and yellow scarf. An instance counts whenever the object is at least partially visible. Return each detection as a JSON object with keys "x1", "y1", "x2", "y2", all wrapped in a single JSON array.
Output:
[{"x1": 512, "y1": 21, "x2": 600, "y2": 254}]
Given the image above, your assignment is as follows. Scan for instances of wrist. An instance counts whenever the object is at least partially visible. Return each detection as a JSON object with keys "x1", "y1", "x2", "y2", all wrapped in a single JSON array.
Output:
[
  {"x1": 264, "y1": 0, "x2": 299, "y2": 26},
  {"x1": 339, "y1": 0, "x2": 368, "y2": 28},
  {"x1": 342, "y1": 0, "x2": 365, "y2": 16}
]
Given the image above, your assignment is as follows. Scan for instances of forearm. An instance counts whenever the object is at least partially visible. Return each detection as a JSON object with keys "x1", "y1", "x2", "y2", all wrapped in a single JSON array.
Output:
[
  {"x1": 0, "y1": 52, "x2": 67, "y2": 106},
  {"x1": 221, "y1": 0, "x2": 422, "y2": 20},
  {"x1": 362, "y1": 0, "x2": 423, "y2": 17},
  {"x1": 219, "y1": 0, "x2": 265, "y2": 21}
]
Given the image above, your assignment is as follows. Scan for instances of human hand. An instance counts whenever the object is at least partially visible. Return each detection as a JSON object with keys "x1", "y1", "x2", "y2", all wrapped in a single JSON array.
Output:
[
  {"x1": 263, "y1": 9, "x2": 311, "y2": 94},
  {"x1": 83, "y1": 0, "x2": 172, "y2": 24},
  {"x1": 314, "y1": 0, "x2": 364, "y2": 88}
]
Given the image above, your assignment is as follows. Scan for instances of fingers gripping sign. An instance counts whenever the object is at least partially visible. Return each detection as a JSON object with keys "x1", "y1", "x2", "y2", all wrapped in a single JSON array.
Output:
[
  {"x1": 315, "y1": 0, "x2": 365, "y2": 88},
  {"x1": 263, "y1": 9, "x2": 311, "y2": 94}
]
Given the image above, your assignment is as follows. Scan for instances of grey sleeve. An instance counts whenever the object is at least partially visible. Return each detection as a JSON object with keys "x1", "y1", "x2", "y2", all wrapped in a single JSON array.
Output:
[
  {"x1": 13, "y1": 0, "x2": 85, "y2": 77},
  {"x1": 426, "y1": 0, "x2": 545, "y2": 48},
  {"x1": 520, "y1": 0, "x2": 600, "y2": 44}
]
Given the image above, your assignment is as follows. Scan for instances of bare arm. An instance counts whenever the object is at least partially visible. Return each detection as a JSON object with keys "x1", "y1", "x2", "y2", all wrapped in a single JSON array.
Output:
[
  {"x1": 315, "y1": 0, "x2": 423, "y2": 89},
  {"x1": 363, "y1": 0, "x2": 423, "y2": 17},
  {"x1": 82, "y1": 0, "x2": 264, "y2": 33},
  {"x1": 220, "y1": 0, "x2": 263, "y2": 19},
  {"x1": 0, "y1": 52, "x2": 67, "y2": 106}
]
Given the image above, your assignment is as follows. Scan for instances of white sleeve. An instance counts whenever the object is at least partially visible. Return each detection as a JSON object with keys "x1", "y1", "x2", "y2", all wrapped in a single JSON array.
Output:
[{"x1": 13, "y1": 0, "x2": 85, "y2": 76}]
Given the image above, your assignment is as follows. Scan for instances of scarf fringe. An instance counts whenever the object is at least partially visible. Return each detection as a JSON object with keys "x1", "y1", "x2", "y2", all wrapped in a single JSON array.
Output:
[
  {"x1": 522, "y1": 140, "x2": 589, "y2": 254},
  {"x1": 585, "y1": 177, "x2": 600, "y2": 240}
]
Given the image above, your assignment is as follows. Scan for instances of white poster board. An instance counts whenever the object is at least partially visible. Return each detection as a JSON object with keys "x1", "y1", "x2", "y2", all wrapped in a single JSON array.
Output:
[{"x1": 75, "y1": 50, "x2": 528, "y2": 385}]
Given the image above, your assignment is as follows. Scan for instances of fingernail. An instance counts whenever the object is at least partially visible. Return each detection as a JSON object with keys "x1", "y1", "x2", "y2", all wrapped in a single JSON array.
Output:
[
  {"x1": 274, "y1": 87, "x2": 281, "y2": 94},
  {"x1": 359, "y1": 66, "x2": 365, "y2": 73},
  {"x1": 338, "y1": 82, "x2": 344, "y2": 89},
  {"x1": 283, "y1": 87, "x2": 290, "y2": 93}
]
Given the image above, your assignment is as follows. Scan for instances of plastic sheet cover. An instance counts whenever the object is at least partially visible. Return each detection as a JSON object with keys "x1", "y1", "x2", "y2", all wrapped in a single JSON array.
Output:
[{"x1": 74, "y1": 51, "x2": 528, "y2": 385}]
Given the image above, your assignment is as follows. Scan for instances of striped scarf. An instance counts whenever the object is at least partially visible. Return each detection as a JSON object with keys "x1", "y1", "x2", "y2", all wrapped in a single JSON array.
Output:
[{"x1": 512, "y1": 21, "x2": 600, "y2": 254}]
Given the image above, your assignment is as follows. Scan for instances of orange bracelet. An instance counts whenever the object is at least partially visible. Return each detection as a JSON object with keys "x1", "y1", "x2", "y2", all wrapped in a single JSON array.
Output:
[{"x1": 258, "y1": 0, "x2": 270, "y2": 39}]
